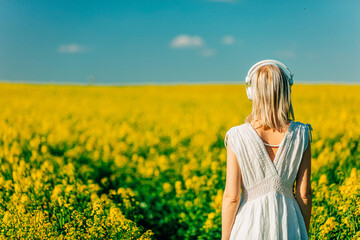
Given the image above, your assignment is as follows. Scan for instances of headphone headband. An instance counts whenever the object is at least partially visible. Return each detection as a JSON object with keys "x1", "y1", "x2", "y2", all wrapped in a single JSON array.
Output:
[
  {"x1": 245, "y1": 59, "x2": 294, "y2": 101},
  {"x1": 245, "y1": 59, "x2": 293, "y2": 86}
]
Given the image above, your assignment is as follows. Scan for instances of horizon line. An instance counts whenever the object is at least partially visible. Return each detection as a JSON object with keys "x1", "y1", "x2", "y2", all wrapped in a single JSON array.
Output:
[{"x1": 0, "y1": 79, "x2": 359, "y2": 87}]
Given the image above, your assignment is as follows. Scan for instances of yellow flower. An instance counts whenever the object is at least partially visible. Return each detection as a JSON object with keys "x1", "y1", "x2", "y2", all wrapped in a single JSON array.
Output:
[
  {"x1": 40, "y1": 145, "x2": 48, "y2": 153},
  {"x1": 203, "y1": 212, "x2": 216, "y2": 230},
  {"x1": 211, "y1": 189, "x2": 223, "y2": 210},
  {"x1": 2, "y1": 211, "x2": 11, "y2": 225},
  {"x1": 320, "y1": 217, "x2": 338, "y2": 235},
  {"x1": 163, "y1": 182, "x2": 172, "y2": 193},
  {"x1": 51, "y1": 185, "x2": 62, "y2": 202},
  {"x1": 337, "y1": 205, "x2": 347, "y2": 214},
  {"x1": 185, "y1": 178, "x2": 192, "y2": 189},
  {"x1": 318, "y1": 174, "x2": 328, "y2": 185},
  {"x1": 175, "y1": 181, "x2": 183, "y2": 196},
  {"x1": 109, "y1": 207, "x2": 124, "y2": 224},
  {"x1": 350, "y1": 168, "x2": 357, "y2": 181}
]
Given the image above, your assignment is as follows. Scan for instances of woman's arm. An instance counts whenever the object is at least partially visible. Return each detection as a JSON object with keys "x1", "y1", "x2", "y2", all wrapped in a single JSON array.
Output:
[
  {"x1": 295, "y1": 137, "x2": 312, "y2": 237},
  {"x1": 222, "y1": 140, "x2": 242, "y2": 240}
]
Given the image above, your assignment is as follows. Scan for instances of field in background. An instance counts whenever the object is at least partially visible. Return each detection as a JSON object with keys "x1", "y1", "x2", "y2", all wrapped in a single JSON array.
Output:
[{"x1": 0, "y1": 83, "x2": 359, "y2": 239}]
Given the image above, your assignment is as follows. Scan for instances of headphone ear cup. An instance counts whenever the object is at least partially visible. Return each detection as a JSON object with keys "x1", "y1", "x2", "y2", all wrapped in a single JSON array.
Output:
[{"x1": 246, "y1": 86, "x2": 252, "y2": 101}]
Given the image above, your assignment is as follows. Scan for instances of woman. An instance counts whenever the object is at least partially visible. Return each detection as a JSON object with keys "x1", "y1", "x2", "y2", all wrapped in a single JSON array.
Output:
[{"x1": 222, "y1": 60, "x2": 312, "y2": 240}]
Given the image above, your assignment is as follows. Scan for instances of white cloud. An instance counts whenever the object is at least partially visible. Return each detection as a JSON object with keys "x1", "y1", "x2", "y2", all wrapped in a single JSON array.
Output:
[
  {"x1": 222, "y1": 35, "x2": 235, "y2": 45},
  {"x1": 170, "y1": 35, "x2": 204, "y2": 48},
  {"x1": 275, "y1": 50, "x2": 296, "y2": 59},
  {"x1": 58, "y1": 44, "x2": 86, "y2": 53},
  {"x1": 200, "y1": 48, "x2": 216, "y2": 57},
  {"x1": 170, "y1": 34, "x2": 216, "y2": 57}
]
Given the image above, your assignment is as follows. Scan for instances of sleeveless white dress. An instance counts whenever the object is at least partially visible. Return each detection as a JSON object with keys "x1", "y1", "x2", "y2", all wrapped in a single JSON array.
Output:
[{"x1": 224, "y1": 120, "x2": 312, "y2": 240}]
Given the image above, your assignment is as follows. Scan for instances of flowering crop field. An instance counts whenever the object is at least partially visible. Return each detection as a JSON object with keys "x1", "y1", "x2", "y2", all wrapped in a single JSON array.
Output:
[{"x1": 0, "y1": 83, "x2": 359, "y2": 239}]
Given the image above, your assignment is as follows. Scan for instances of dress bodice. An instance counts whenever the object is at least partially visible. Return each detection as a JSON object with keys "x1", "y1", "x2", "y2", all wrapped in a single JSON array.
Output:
[{"x1": 224, "y1": 120, "x2": 313, "y2": 240}]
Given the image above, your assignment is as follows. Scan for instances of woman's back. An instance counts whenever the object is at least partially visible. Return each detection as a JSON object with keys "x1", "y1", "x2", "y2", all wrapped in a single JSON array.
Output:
[
  {"x1": 249, "y1": 120, "x2": 292, "y2": 163},
  {"x1": 224, "y1": 120, "x2": 312, "y2": 239},
  {"x1": 221, "y1": 60, "x2": 312, "y2": 240}
]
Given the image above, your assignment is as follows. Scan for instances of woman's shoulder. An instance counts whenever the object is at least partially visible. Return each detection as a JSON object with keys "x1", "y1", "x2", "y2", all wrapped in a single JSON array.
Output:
[
  {"x1": 291, "y1": 120, "x2": 313, "y2": 142},
  {"x1": 226, "y1": 120, "x2": 311, "y2": 133},
  {"x1": 224, "y1": 123, "x2": 249, "y2": 148},
  {"x1": 226, "y1": 123, "x2": 248, "y2": 133},
  {"x1": 224, "y1": 123, "x2": 249, "y2": 141}
]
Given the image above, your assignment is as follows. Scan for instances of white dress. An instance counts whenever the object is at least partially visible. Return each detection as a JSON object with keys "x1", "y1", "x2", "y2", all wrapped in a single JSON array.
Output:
[{"x1": 224, "y1": 120, "x2": 312, "y2": 240}]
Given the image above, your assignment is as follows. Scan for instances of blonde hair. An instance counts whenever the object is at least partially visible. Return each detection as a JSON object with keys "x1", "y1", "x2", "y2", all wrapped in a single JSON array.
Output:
[{"x1": 245, "y1": 64, "x2": 295, "y2": 132}]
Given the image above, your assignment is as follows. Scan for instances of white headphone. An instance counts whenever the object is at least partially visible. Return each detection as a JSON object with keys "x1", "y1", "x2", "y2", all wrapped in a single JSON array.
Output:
[{"x1": 245, "y1": 59, "x2": 294, "y2": 101}]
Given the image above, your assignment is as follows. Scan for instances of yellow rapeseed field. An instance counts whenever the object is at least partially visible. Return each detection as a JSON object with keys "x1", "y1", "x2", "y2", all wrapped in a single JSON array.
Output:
[{"x1": 0, "y1": 83, "x2": 359, "y2": 239}]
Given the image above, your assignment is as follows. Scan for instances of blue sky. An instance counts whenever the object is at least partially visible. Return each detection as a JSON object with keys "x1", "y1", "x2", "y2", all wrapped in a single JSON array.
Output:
[{"x1": 0, "y1": 0, "x2": 359, "y2": 84}]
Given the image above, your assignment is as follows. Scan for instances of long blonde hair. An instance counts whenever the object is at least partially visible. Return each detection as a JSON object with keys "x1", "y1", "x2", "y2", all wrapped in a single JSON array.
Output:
[{"x1": 245, "y1": 64, "x2": 295, "y2": 132}]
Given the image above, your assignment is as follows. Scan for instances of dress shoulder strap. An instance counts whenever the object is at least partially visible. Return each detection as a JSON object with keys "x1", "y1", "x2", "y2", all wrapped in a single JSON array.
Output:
[
  {"x1": 224, "y1": 126, "x2": 240, "y2": 153},
  {"x1": 224, "y1": 125, "x2": 252, "y2": 186},
  {"x1": 224, "y1": 125, "x2": 248, "y2": 166},
  {"x1": 224, "y1": 127, "x2": 233, "y2": 150}
]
